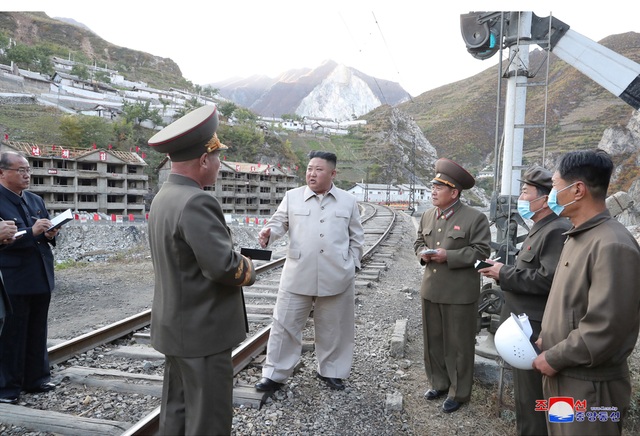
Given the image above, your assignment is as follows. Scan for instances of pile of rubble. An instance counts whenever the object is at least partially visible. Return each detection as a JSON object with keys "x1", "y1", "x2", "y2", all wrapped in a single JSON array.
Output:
[{"x1": 52, "y1": 222, "x2": 265, "y2": 263}]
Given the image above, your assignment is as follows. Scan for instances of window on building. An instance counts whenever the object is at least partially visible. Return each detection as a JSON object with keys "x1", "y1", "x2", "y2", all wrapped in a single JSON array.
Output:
[
  {"x1": 54, "y1": 177, "x2": 69, "y2": 186},
  {"x1": 78, "y1": 179, "x2": 97, "y2": 186},
  {"x1": 127, "y1": 195, "x2": 140, "y2": 204},
  {"x1": 54, "y1": 193, "x2": 72, "y2": 202},
  {"x1": 56, "y1": 161, "x2": 72, "y2": 169},
  {"x1": 107, "y1": 195, "x2": 124, "y2": 203},
  {"x1": 107, "y1": 164, "x2": 121, "y2": 173},
  {"x1": 78, "y1": 194, "x2": 97, "y2": 202},
  {"x1": 260, "y1": 186, "x2": 271, "y2": 193},
  {"x1": 32, "y1": 176, "x2": 44, "y2": 185},
  {"x1": 107, "y1": 180, "x2": 123, "y2": 188},
  {"x1": 32, "y1": 160, "x2": 44, "y2": 168},
  {"x1": 79, "y1": 162, "x2": 97, "y2": 171},
  {"x1": 127, "y1": 166, "x2": 138, "y2": 174}
]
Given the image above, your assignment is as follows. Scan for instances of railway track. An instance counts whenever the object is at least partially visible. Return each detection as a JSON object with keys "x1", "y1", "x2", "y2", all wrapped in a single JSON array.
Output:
[{"x1": 0, "y1": 203, "x2": 398, "y2": 435}]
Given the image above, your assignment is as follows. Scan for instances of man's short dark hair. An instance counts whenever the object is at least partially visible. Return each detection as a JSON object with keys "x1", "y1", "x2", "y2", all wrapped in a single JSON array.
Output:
[
  {"x1": 556, "y1": 149, "x2": 613, "y2": 200},
  {"x1": 308, "y1": 151, "x2": 337, "y2": 168},
  {"x1": 535, "y1": 185, "x2": 551, "y2": 197}
]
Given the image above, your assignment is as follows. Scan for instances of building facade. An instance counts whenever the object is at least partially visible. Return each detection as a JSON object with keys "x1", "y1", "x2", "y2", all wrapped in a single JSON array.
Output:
[
  {"x1": 157, "y1": 159, "x2": 299, "y2": 217},
  {"x1": 1, "y1": 139, "x2": 149, "y2": 217}
]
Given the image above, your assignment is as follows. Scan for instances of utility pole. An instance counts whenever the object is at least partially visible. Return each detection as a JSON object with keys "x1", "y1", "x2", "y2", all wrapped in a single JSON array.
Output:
[
  {"x1": 409, "y1": 140, "x2": 416, "y2": 213},
  {"x1": 364, "y1": 167, "x2": 369, "y2": 202}
]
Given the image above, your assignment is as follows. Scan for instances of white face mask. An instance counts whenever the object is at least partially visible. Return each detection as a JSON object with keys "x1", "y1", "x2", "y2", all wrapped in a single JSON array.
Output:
[{"x1": 548, "y1": 182, "x2": 577, "y2": 216}]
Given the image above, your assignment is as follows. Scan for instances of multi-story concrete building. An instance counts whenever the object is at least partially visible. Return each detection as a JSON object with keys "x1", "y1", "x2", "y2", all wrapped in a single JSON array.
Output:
[
  {"x1": 1, "y1": 139, "x2": 149, "y2": 217},
  {"x1": 157, "y1": 158, "x2": 299, "y2": 217}
]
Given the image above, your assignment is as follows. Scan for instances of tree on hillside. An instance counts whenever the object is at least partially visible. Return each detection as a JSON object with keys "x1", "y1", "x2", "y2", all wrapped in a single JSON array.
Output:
[
  {"x1": 71, "y1": 63, "x2": 90, "y2": 80},
  {"x1": 172, "y1": 98, "x2": 202, "y2": 120},
  {"x1": 122, "y1": 101, "x2": 163, "y2": 128},
  {"x1": 112, "y1": 120, "x2": 135, "y2": 150},
  {"x1": 94, "y1": 71, "x2": 111, "y2": 83},
  {"x1": 59, "y1": 115, "x2": 83, "y2": 148},
  {"x1": 234, "y1": 107, "x2": 257, "y2": 124},
  {"x1": 218, "y1": 124, "x2": 262, "y2": 162},
  {"x1": 219, "y1": 101, "x2": 238, "y2": 119},
  {"x1": 202, "y1": 86, "x2": 219, "y2": 98},
  {"x1": 3, "y1": 43, "x2": 53, "y2": 75},
  {"x1": 59, "y1": 114, "x2": 114, "y2": 149}
]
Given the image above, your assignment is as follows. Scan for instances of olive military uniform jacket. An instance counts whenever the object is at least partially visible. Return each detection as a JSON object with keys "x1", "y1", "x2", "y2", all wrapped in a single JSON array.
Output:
[
  {"x1": 498, "y1": 213, "x2": 571, "y2": 325},
  {"x1": 414, "y1": 200, "x2": 491, "y2": 304},
  {"x1": 148, "y1": 174, "x2": 255, "y2": 358},
  {"x1": 264, "y1": 184, "x2": 364, "y2": 297},
  {"x1": 541, "y1": 210, "x2": 640, "y2": 379}
]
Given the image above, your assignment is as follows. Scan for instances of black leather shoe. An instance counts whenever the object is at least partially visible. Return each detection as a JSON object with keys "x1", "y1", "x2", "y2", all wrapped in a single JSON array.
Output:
[
  {"x1": 424, "y1": 389, "x2": 447, "y2": 400},
  {"x1": 0, "y1": 396, "x2": 18, "y2": 404},
  {"x1": 442, "y1": 398, "x2": 462, "y2": 413},
  {"x1": 25, "y1": 382, "x2": 56, "y2": 393},
  {"x1": 255, "y1": 377, "x2": 282, "y2": 392},
  {"x1": 316, "y1": 372, "x2": 345, "y2": 390}
]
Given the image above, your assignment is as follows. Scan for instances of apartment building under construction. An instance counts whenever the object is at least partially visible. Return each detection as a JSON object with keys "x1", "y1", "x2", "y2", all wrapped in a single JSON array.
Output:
[
  {"x1": 157, "y1": 158, "x2": 299, "y2": 217},
  {"x1": 1, "y1": 139, "x2": 149, "y2": 217}
]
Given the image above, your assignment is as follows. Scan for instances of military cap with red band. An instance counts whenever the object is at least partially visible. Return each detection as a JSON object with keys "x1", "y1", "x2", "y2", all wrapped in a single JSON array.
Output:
[
  {"x1": 431, "y1": 158, "x2": 475, "y2": 190},
  {"x1": 148, "y1": 105, "x2": 228, "y2": 162}
]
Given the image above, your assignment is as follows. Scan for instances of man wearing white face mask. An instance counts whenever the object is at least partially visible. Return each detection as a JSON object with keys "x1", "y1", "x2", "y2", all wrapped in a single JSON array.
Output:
[
  {"x1": 533, "y1": 149, "x2": 640, "y2": 436},
  {"x1": 479, "y1": 165, "x2": 570, "y2": 435}
]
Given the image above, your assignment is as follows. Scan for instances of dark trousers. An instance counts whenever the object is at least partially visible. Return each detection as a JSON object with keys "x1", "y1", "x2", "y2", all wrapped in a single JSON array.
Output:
[
  {"x1": 160, "y1": 349, "x2": 234, "y2": 436},
  {"x1": 0, "y1": 292, "x2": 51, "y2": 397}
]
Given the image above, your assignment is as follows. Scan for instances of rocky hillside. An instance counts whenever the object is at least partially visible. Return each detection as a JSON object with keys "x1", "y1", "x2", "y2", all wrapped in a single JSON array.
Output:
[
  {"x1": 390, "y1": 32, "x2": 640, "y2": 181},
  {"x1": 0, "y1": 11, "x2": 189, "y2": 90}
]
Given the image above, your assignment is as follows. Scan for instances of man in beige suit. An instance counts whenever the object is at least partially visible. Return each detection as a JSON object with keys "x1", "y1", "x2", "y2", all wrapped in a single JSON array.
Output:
[
  {"x1": 255, "y1": 151, "x2": 364, "y2": 392},
  {"x1": 148, "y1": 105, "x2": 256, "y2": 435}
]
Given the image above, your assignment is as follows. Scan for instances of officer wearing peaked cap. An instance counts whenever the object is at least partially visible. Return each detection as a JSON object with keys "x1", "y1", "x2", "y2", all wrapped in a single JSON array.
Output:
[
  {"x1": 414, "y1": 157, "x2": 491, "y2": 413},
  {"x1": 148, "y1": 104, "x2": 228, "y2": 162},
  {"x1": 147, "y1": 105, "x2": 255, "y2": 435},
  {"x1": 479, "y1": 164, "x2": 570, "y2": 436},
  {"x1": 431, "y1": 158, "x2": 476, "y2": 191}
]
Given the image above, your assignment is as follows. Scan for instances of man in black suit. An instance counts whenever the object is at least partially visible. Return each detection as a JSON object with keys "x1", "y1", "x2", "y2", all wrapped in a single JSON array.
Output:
[
  {"x1": 0, "y1": 151, "x2": 60, "y2": 404},
  {"x1": 0, "y1": 219, "x2": 18, "y2": 335}
]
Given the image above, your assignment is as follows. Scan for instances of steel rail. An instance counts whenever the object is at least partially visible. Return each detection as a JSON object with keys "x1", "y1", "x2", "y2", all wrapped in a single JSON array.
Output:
[{"x1": 40, "y1": 202, "x2": 393, "y2": 435}]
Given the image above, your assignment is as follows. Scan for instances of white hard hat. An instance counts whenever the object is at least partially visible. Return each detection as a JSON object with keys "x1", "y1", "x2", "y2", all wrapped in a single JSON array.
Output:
[{"x1": 494, "y1": 313, "x2": 539, "y2": 370}]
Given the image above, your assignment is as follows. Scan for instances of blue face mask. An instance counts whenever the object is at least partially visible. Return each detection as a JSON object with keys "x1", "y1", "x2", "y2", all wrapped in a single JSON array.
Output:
[
  {"x1": 548, "y1": 182, "x2": 577, "y2": 216},
  {"x1": 517, "y1": 197, "x2": 545, "y2": 220}
]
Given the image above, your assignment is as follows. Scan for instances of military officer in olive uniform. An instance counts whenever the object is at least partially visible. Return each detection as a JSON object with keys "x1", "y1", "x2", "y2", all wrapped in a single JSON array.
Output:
[
  {"x1": 148, "y1": 105, "x2": 256, "y2": 435},
  {"x1": 414, "y1": 158, "x2": 491, "y2": 414},
  {"x1": 479, "y1": 166, "x2": 571, "y2": 435}
]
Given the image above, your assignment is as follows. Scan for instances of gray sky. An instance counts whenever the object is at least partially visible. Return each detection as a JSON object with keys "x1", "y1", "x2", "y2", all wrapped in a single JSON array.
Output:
[{"x1": 15, "y1": 1, "x2": 640, "y2": 96}]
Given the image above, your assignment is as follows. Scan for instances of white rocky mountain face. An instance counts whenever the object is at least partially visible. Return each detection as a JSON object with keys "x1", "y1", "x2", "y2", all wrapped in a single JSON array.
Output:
[
  {"x1": 211, "y1": 60, "x2": 410, "y2": 121},
  {"x1": 296, "y1": 64, "x2": 383, "y2": 120}
]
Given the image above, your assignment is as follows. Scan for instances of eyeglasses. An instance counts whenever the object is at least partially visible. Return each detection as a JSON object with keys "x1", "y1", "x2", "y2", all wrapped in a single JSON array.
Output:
[{"x1": 3, "y1": 167, "x2": 32, "y2": 175}]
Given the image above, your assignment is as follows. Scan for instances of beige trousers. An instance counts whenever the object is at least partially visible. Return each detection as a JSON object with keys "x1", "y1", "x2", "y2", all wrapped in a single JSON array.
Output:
[{"x1": 262, "y1": 284, "x2": 355, "y2": 382}]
